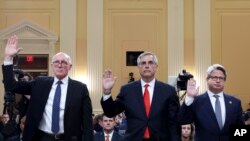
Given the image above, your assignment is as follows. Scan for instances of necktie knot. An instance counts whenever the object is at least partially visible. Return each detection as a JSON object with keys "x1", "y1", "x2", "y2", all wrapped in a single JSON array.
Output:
[
  {"x1": 214, "y1": 94, "x2": 219, "y2": 99},
  {"x1": 57, "y1": 80, "x2": 62, "y2": 85},
  {"x1": 144, "y1": 84, "x2": 149, "y2": 88}
]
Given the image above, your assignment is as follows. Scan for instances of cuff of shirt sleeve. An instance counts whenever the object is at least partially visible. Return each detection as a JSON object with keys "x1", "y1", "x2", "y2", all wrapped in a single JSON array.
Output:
[
  {"x1": 3, "y1": 60, "x2": 13, "y2": 65},
  {"x1": 185, "y1": 95, "x2": 194, "y2": 106},
  {"x1": 103, "y1": 94, "x2": 111, "y2": 101}
]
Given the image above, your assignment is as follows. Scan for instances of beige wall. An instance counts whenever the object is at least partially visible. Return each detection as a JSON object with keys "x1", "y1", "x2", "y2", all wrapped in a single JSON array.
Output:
[
  {"x1": 103, "y1": 0, "x2": 168, "y2": 96},
  {"x1": 0, "y1": 0, "x2": 61, "y2": 113},
  {"x1": 211, "y1": 0, "x2": 250, "y2": 110},
  {"x1": 0, "y1": 0, "x2": 250, "y2": 113}
]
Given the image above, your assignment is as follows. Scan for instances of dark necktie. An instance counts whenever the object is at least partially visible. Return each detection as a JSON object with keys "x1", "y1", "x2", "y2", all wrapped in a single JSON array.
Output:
[
  {"x1": 52, "y1": 80, "x2": 62, "y2": 133},
  {"x1": 143, "y1": 84, "x2": 150, "y2": 138},
  {"x1": 214, "y1": 95, "x2": 223, "y2": 130}
]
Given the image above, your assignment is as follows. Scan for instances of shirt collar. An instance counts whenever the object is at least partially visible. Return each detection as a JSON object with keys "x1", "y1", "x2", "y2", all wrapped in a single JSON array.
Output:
[
  {"x1": 54, "y1": 76, "x2": 69, "y2": 85},
  {"x1": 141, "y1": 78, "x2": 155, "y2": 87},
  {"x1": 104, "y1": 131, "x2": 114, "y2": 139},
  {"x1": 207, "y1": 90, "x2": 223, "y2": 98}
]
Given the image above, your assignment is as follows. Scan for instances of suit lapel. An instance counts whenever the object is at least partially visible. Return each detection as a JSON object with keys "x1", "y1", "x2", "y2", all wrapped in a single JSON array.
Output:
[
  {"x1": 41, "y1": 78, "x2": 54, "y2": 107},
  {"x1": 202, "y1": 93, "x2": 220, "y2": 130},
  {"x1": 223, "y1": 94, "x2": 233, "y2": 130},
  {"x1": 149, "y1": 80, "x2": 160, "y2": 117},
  {"x1": 111, "y1": 132, "x2": 117, "y2": 141},
  {"x1": 64, "y1": 78, "x2": 73, "y2": 114},
  {"x1": 134, "y1": 80, "x2": 148, "y2": 117},
  {"x1": 101, "y1": 132, "x2": 105, "y2": 141}
]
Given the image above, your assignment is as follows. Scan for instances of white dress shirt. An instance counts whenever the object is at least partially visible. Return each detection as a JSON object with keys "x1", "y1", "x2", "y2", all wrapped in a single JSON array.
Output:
[
  {"x1": 104, "y1": 131, "x2": 114, "y2": 141},
  {"x1": 185, "y1": 90, "x2": 226, "y2": 126},
  {"x1": 207, "y1": 90, "x2": 226, "y2": 126},
  {"x1": 38, "y1": 76, "x2": 69, "y2": 134}
]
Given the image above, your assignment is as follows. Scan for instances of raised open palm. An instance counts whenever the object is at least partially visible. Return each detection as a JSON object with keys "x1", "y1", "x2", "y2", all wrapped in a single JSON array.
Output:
[
  {"x1": 186, "y1": 79, "x2": 199, "y2": 97},
  {"x1": 102, "y1": 69, "x2": 117, "y2": 94},
  {"x1": 5, "y1": 35, "x2": 22, "y2": 57}
]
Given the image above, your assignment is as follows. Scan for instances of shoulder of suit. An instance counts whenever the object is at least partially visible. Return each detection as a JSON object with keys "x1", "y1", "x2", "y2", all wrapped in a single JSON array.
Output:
[
  {"x1": 121, "y1": 80, "x2": 140, "y2": 88},
  {"x1": 113, "y1": 131, "x2": 123, "y2": 138},
  {"x1": 155, "y1": 80, "x2": 176, "y2": 90},
  {"x1": 68, "y1": 78, "x2": 87, "y2": 86},
  {"x1": 35, "y1": 76, "x2": 53, "y2": 81},
  {"x1": 94, "y1": 131, "x2": 104, "y2": 136},
  {"x1": 223, "y1": 93, "x2": 241, "y2": 102}
]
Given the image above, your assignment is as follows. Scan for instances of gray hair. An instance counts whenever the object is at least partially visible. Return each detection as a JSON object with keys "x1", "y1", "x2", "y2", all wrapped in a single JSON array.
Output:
[
  {"x1": 52, "y1": 52, "x2": 72, "y2": 64},
  {"x1": 207, "y1": 64, "x2": 227, "y2": 80},
  {"x1": 137, "y1": 52, "x2": 158, "y2": 65}
]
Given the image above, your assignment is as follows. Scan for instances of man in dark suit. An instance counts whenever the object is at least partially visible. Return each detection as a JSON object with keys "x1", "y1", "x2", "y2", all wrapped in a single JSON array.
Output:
[
  {"x1": 94, "y1": 114, "x2": 123, "y2": 141},
  {"x1": 101, "y1": 52, "x2": 181, "y2": 141},
  {"x1": 179, "y1": 64, "x2": 244, "y2": 141},
  {"x1": 2, "y1": 35, "x2": 93, "y2": 141}
]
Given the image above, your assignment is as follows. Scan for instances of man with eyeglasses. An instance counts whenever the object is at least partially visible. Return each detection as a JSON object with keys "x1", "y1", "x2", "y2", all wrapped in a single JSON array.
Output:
[
  {"x1": 179, "y1": 64, "x2": 244, "y2": 141},
  {"x1": 101, "y1": 52, "x2": 181, "y2": 141},
  {"x1": 2, "y1": 35, "x2": 93, "y2": 141}
]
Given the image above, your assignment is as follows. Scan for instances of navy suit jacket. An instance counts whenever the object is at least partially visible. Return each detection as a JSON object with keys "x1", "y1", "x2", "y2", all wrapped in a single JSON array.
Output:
[
  {"x1": 94, "y1": 131, "x2": 123, "y2": 141},
  {"x1": 179, "y1": 92, "x2": 244, "y2": 141},
  {"x1": 2, "y1": 65, "x2": 93, "y2": 141},
  {"x1": 101, "y1": 80, "x2": 181, "y2": 141}
]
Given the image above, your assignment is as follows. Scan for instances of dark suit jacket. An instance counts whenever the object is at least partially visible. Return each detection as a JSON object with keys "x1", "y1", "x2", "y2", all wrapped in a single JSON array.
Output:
[
  {"x1": 94, "y1": 131, "x2": 123, "y2": 141},
  {"x1": 101, "y1": 80, "x2": 181, "y2": 141},
  {"x1": 2, "y1": 65, "x2": 93, "y2": 141},
  {"x1": 179, "y1": 92, "x2": 244, "y2": 141}
]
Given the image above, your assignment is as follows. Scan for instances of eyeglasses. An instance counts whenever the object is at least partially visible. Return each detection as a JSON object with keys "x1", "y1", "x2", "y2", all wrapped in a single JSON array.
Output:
[
  {"x1": 209, "y1": 76, "x2": 225, "y2": 81},
  {"x1": 52, "y1": 60, "x2": 69, "y2": 67},
  {"x1": 138, "y1": 61, "x2": 156, "y2": 66}
]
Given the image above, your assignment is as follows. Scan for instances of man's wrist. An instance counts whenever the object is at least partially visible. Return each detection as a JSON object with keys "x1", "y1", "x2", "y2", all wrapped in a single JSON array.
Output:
[{"x1": 4, "y1": 55, "x2": 13, "y2": 63}]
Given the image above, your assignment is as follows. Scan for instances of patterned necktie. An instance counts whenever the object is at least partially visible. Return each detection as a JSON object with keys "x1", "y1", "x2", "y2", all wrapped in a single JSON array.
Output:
[
  {"x1": 105, "y1": 134, "x2": 110, "y2": 141},
  {"x1": 214, "y1": 95, "x2": 223, "y2": 130},
  {"x1": 143, "y1": 84, "x2": 150, "y2": 138},
  {"x1": 52, "y1": 80, "x2": 62, "y2": 133}
]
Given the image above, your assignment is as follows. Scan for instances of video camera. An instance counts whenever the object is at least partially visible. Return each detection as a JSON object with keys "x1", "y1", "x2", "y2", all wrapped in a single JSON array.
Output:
[
  {"x1": 243, "y1": 110, "x2": 250, "y2": 121},
  {"x1": 177, "y1": 69, "x2": 193, "y2": 91}
]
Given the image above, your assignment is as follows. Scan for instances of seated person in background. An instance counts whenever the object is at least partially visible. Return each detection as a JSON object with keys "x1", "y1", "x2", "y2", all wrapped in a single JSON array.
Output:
[
  {"x1": 94, "y1": 114, "x2": 123, "y2": 141},
  {"x1": 181, "y1": 124, "x2": 194, "y2": 141},
  {"x1": 93, "y1": 114, "x2": 103, "y2": 134},
  {"x1": 114, "y1": 113, "x2": 127, "y2": 136},
  {"x1": 0, "y1": 114, "x2": 10, "y2": 140},
  {"x1": 0, "y1": 113, "x2": 20, "y2": 141}
]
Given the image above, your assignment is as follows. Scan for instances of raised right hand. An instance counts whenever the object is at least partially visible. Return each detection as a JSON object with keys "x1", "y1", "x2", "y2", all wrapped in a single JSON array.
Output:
[
  {"x1": 4, "y1": 35, "x2": 22, "y2": 61},
  {"x1": 102, "y1": 69, "x2": 117, "y2": 95},
  {"x1": 186, "y1": 78, "x2": 199, "y2": 98}
]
